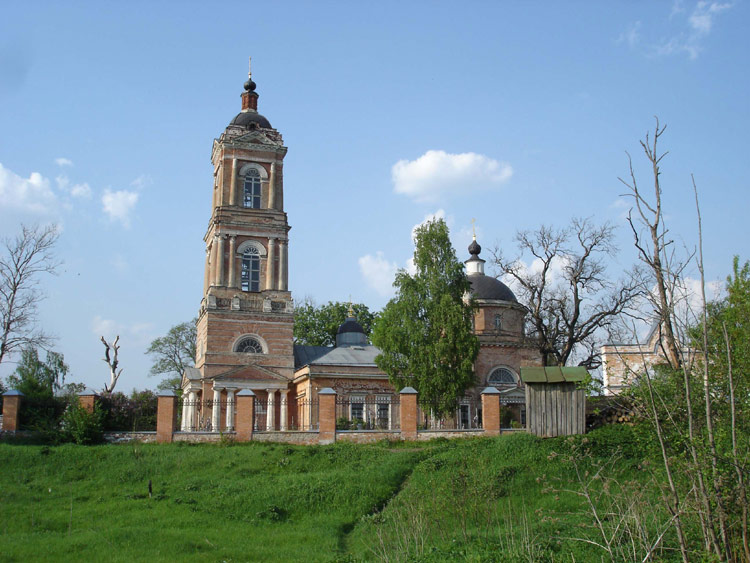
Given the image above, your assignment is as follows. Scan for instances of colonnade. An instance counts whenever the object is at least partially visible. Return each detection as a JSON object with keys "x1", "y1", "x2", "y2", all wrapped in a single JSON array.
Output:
[{"x1": 180, "y1": 388, "x2": 289, "y2": 432}]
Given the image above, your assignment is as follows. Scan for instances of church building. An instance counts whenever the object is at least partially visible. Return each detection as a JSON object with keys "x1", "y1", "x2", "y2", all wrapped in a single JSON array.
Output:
[{"x1": 181, "y1": 67, "x2": 542, "y2": 432}]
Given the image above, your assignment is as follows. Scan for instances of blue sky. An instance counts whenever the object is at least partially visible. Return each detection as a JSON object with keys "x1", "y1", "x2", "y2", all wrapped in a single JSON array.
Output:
[{"x1": 1, "y1": 1, "x2": 748, "y2": 391}]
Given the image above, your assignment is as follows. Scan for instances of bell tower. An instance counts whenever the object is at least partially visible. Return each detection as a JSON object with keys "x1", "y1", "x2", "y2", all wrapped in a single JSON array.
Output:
[{"x1": 194, "y1": 62, "x2": 294, "y2": 395}]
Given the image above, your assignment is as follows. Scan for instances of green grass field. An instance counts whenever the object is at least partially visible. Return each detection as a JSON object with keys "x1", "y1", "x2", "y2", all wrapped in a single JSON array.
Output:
[{"x1": 0, "y1": 427, "x2": 679, "y2": 562}]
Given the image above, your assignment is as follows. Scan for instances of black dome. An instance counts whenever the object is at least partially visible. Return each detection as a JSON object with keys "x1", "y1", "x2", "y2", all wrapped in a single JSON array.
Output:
[
  {"x1": 229, "y1": 111, "x2": 272, "y2": 129},
  {"x1": 468, "y1": 274, "x2": 517, "y2": 302},
  {"x1": 337, "y1": 318, "x2": 365, "y2": 335}
]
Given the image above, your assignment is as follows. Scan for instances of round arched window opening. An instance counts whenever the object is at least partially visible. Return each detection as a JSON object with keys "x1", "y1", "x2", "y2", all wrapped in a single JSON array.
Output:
[
  {"x1": 488, "y1": 367, "x2": 515, "y2": 385},
  {"x1": 235, "y1": 336, "x2": 263, "y2": 354}
]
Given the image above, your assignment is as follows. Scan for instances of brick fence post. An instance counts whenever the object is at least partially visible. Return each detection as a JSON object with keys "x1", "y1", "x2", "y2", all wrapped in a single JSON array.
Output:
[
  {"x1": 318, "y1": 388, "x2": 337, "y2": 445},
  {"x1": 78, "y1": 389, "x2": 98, "y2": 413},
  {"x1": 481, "y1": 386, "x2": 501, "y2": 436},
  {"x1": 2, "y1": 390, "x2": 24, "y2": 432},
  {"x1": 235, "y1": 390, "x2": 255, "y2": 442},
  {"x1": 156, "y1": 390, "x2": 178, "y2": 443},
  {"x1": 400, "y1": 387, "x2": 418, "y2": 441}
]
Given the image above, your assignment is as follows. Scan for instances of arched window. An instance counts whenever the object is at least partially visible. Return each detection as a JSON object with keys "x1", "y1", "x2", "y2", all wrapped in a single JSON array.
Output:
[
  {"x1": 243, "y1": 168, "x2": 261, "y2": 208},
  {"x1": 494, "y1": 314, "x2": 502, "y2": 331},
  {"x1": 488, "y1": 367, "x2": 516, "y2": 385},
  {"x1": 241, "y1": 247, "x2": 261, "y2": 292},
  {"x1": 235, "y1": 336, "x2": 263, "y2": 354}
]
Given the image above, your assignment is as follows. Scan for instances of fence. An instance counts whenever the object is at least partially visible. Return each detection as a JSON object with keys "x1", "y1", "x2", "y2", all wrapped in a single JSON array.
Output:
[
  {"x1": 335, "y1": 396, "x2": 400, "y2": 431},
  {"x1": 416, "y1": 398, "x2": 483, "y2": 430},
  {"x1": 2, "y1": 386, "x2": 559, "y2": 444},
  {"x1": 253, "y1": 398, "x2": 319, "y2": 432}
]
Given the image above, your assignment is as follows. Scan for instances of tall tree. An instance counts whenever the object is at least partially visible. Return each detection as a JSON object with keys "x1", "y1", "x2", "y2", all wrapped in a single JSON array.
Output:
[
  {"x1": 294, "y1": 300, "x2": 376, "y2": 346},
  {"x1": 0, "y1": 224, "x2": 60, "y2": 366},
  {"x1": 371, "y1": 218, "x2": 479, "y2": 418},
  {"x1": 145, "y1": 319, "x2": 197, "y2": 390},
  {"x1": 6, "y1": 347, "x2": 69, "y2": 398},
  {"x1": 492, "y1": 217, "x2": 639, "y2": 369}
]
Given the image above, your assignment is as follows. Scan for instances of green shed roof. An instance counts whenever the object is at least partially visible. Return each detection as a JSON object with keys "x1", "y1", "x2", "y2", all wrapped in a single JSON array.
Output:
[{"x1": 520, "y1": 366, "x2": 588, "y2": 384}]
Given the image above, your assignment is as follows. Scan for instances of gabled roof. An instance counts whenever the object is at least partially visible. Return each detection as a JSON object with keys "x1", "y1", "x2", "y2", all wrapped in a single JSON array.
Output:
[
  {"x1": 520, "y1": 366, "x2": 588, "y2": 383},
  {"x1": 294, "y1": 344, "x2": 380, "y2": 369}
]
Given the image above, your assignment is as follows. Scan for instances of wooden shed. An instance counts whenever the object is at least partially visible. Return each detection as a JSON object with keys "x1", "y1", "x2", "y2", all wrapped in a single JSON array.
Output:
[{"x1": 521, "y1": 366, "x2": 587, "y2": 437}]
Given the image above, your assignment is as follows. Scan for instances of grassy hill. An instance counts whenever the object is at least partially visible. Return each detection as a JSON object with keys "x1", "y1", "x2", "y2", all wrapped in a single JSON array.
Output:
[{"x1": 0, "y1": 426, "x2": 680, "y2": 562}]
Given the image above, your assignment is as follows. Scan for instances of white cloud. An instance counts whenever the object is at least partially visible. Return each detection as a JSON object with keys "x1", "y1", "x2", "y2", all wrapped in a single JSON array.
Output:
[
  {"x1": 130, "y1": 174, "x2": 153, "y2": 190},
  {"x1": 102, "y1": 189, "x2": 138, "y2": 227},
  {"x1": 689, "y1": 1, "x2": 731, "y2": 34},
  {"x1": 56, "y1": 174, "x2": 91, "y2": 199},
  {"x1": 617, "y1": 21, "x2": 641, "y2": 48},
  {"x1": 91, "y1": 316, "x2": 154, "y2": 345},
  {"x1": 358, "y1": 251, "x2": 398, "y2": 297},
  {"x1": 55, "y1": 157, "x2": 73, "y2": 167},
  {"x1": 621, "y1": 1, "x2": 732, "y2": 60},
  {"x1": 70, "y1": 183, "x2": 92, "y2": 199},
  {"x1": 92, "y1": 315, "x2": 119, "y2": 339},
  {"x1": 392, "y1": 150, "x2": 512, "y2": 203},
  {"x1": 0, "y1": 163, "x2": 58, "y2": 216}
]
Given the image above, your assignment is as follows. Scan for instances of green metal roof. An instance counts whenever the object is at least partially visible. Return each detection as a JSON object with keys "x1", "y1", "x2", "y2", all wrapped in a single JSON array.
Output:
[{"x1": 520, "y1": 366, "x2": 588, "y2": 384}]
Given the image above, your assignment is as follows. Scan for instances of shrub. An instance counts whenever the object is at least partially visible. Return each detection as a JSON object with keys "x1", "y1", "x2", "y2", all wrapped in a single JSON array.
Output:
[
  {"x1": 99, "y1": 390, "x2": 158, "y2": 431},
  {"x1": 61, "y1": 402, "x2": 105, "y2": 445}
]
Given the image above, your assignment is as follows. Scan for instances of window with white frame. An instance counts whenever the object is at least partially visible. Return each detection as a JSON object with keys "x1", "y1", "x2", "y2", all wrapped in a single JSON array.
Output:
[
  {"x1": 350, "y1": 395, "x2": 365, "y2": 422},
  {"x1": 241, "y1": 247, "x2": 261, "y2": 292},
  {"x1": 235, "y1": 336, "x2": 263, "y2": 354},
  {"x1": 488, "y1": 367, "x2": 516, "y2": 385},
  {"x1": 243, "y1": 168, "x2": 261, "y2": 208}
]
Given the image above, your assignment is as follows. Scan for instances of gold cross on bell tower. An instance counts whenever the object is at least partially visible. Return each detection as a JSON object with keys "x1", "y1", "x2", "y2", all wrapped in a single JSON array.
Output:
[{"x1": 471, "y1": 218, "x2": 477, "y2": 240}]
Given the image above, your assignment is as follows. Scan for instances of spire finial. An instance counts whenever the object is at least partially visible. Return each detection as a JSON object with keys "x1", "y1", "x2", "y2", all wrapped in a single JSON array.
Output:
[
  {"x1": 248, "y1": 56, "x2": 252, "y2": 79},
  {"x1": 348, "y1": 296, "x2": 354, "y2": 318},
  {"x1": 471, "y1": 218, "x2": 477, "y2": 240}
]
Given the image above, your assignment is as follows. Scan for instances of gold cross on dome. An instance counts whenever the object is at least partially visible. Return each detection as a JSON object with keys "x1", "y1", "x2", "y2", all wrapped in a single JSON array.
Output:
[
  {"x1": 471, "y1": 218, "x2": 476, "y2": 240},
  {"x1": 248, "y1": 56, "x2": 252, "y2": 78}
]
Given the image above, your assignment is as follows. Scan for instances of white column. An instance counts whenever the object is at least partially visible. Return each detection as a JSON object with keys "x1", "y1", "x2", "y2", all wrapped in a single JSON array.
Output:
[
  {"x1": 188, "y1": 391, "x2": 197, "y2": 431},
  {"x1": 388, "y1": 401, "x2": 393, "y2": 430},
  {"x1": 225, "y1": 390, "x2": 236, "y2": 431},
  {"x1": 228, "y1": 236, "x2": 237, "y2": 288},
  {"x1": 266, "y1": 238, "x2": 276, "y2": 290},
  {"x1": 279, "y1": 240, "x2": 288, "y2": 291},
  {"x1": 209, "y1": 238, "x2": 218, "y2": 287},
  {"x1": 266, "y1": 389, "x2": 276, "y2": 431},
  {"x1": 211, "y1": 388, "x2": 221, "y2": 431},
  {"x1": 181, "y1": 393, "x2": 190, "y2": 431},
  {"x1": 268, "y1": 162, "x2": 276, "y2": 210},
  {"x1": 280, "y1": 390, "x2": 288, "y2": 431},
  {"x1": 216, "y1": 236, "x2": 225, "y2": 286},
  {"x1": 229, "y1": 158, "x2": 237, "y2": 206},
  {"x1": 203, "y1": 248, "x2": 211, "y2": 294}
]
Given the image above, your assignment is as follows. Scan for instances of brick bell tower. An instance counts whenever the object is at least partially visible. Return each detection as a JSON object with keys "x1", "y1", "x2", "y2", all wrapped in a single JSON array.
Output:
[{"x1": 193, "y1": 61, "x2": 294, "y2": 405}]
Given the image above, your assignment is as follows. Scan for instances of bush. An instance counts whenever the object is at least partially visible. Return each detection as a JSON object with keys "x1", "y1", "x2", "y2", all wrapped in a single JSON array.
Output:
[
  {"x1": 99, "y1": 390, "x2": 158, "y2": 431},
  {"x1": 61, "y1": 402, "x2": 105, "y2": 445}
]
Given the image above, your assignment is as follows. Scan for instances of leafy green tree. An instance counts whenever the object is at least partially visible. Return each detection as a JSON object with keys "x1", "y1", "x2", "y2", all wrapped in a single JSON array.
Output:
[
  {"x1": 294, "y1": 300, "x2": 377, "y2": 346},
  {"x1": 146, "y1": 319, "x2": 196, "y2": 390},
  {"x1": 371, "y1": 218, "x2": 479, "y2": 417},
  {"x1": 6, "y1": 347, "x2": 68, "y2": 398}
]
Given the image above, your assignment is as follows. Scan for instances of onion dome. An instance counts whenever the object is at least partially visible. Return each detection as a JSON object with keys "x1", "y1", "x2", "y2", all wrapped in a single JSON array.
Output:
[
  {"x1": 336, "y1": 305, "x2": 368, "y2": 347},
  {"x1": 465, "y1": 234, "x2": 518, "y2": 302},
  {"x1": 229, "y1": 59, "x2": 272, "y2": 129}
]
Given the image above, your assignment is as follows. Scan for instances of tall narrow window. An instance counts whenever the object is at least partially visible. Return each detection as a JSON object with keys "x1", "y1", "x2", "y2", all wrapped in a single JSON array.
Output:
[
  {"x1": 243, "y1": 169, "x2": 261, "y2": 208},
  {"x1": 494, "y1": 314, "x2": 502, "y2": 331},
  {"x1": 241, "y1": 247, "x2": 261, "y2": 292}
]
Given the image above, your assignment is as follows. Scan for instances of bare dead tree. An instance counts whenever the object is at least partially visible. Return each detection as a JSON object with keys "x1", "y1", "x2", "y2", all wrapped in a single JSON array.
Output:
[
  {"x1": 620, "y1": 120, "x2": 722, "y2": 557},
  {"x1": 492, "y1": 217, "x2": 639, "y2": 368},
  {"x1": 101, "y1": 335, "x2": 123, "y2": 393},
  {"x1": 619, "y1": 119, "x2": 683, "y2": 370},
  {"x1": 0, "y1": 224, "x2": 60, "y2": 366}
]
